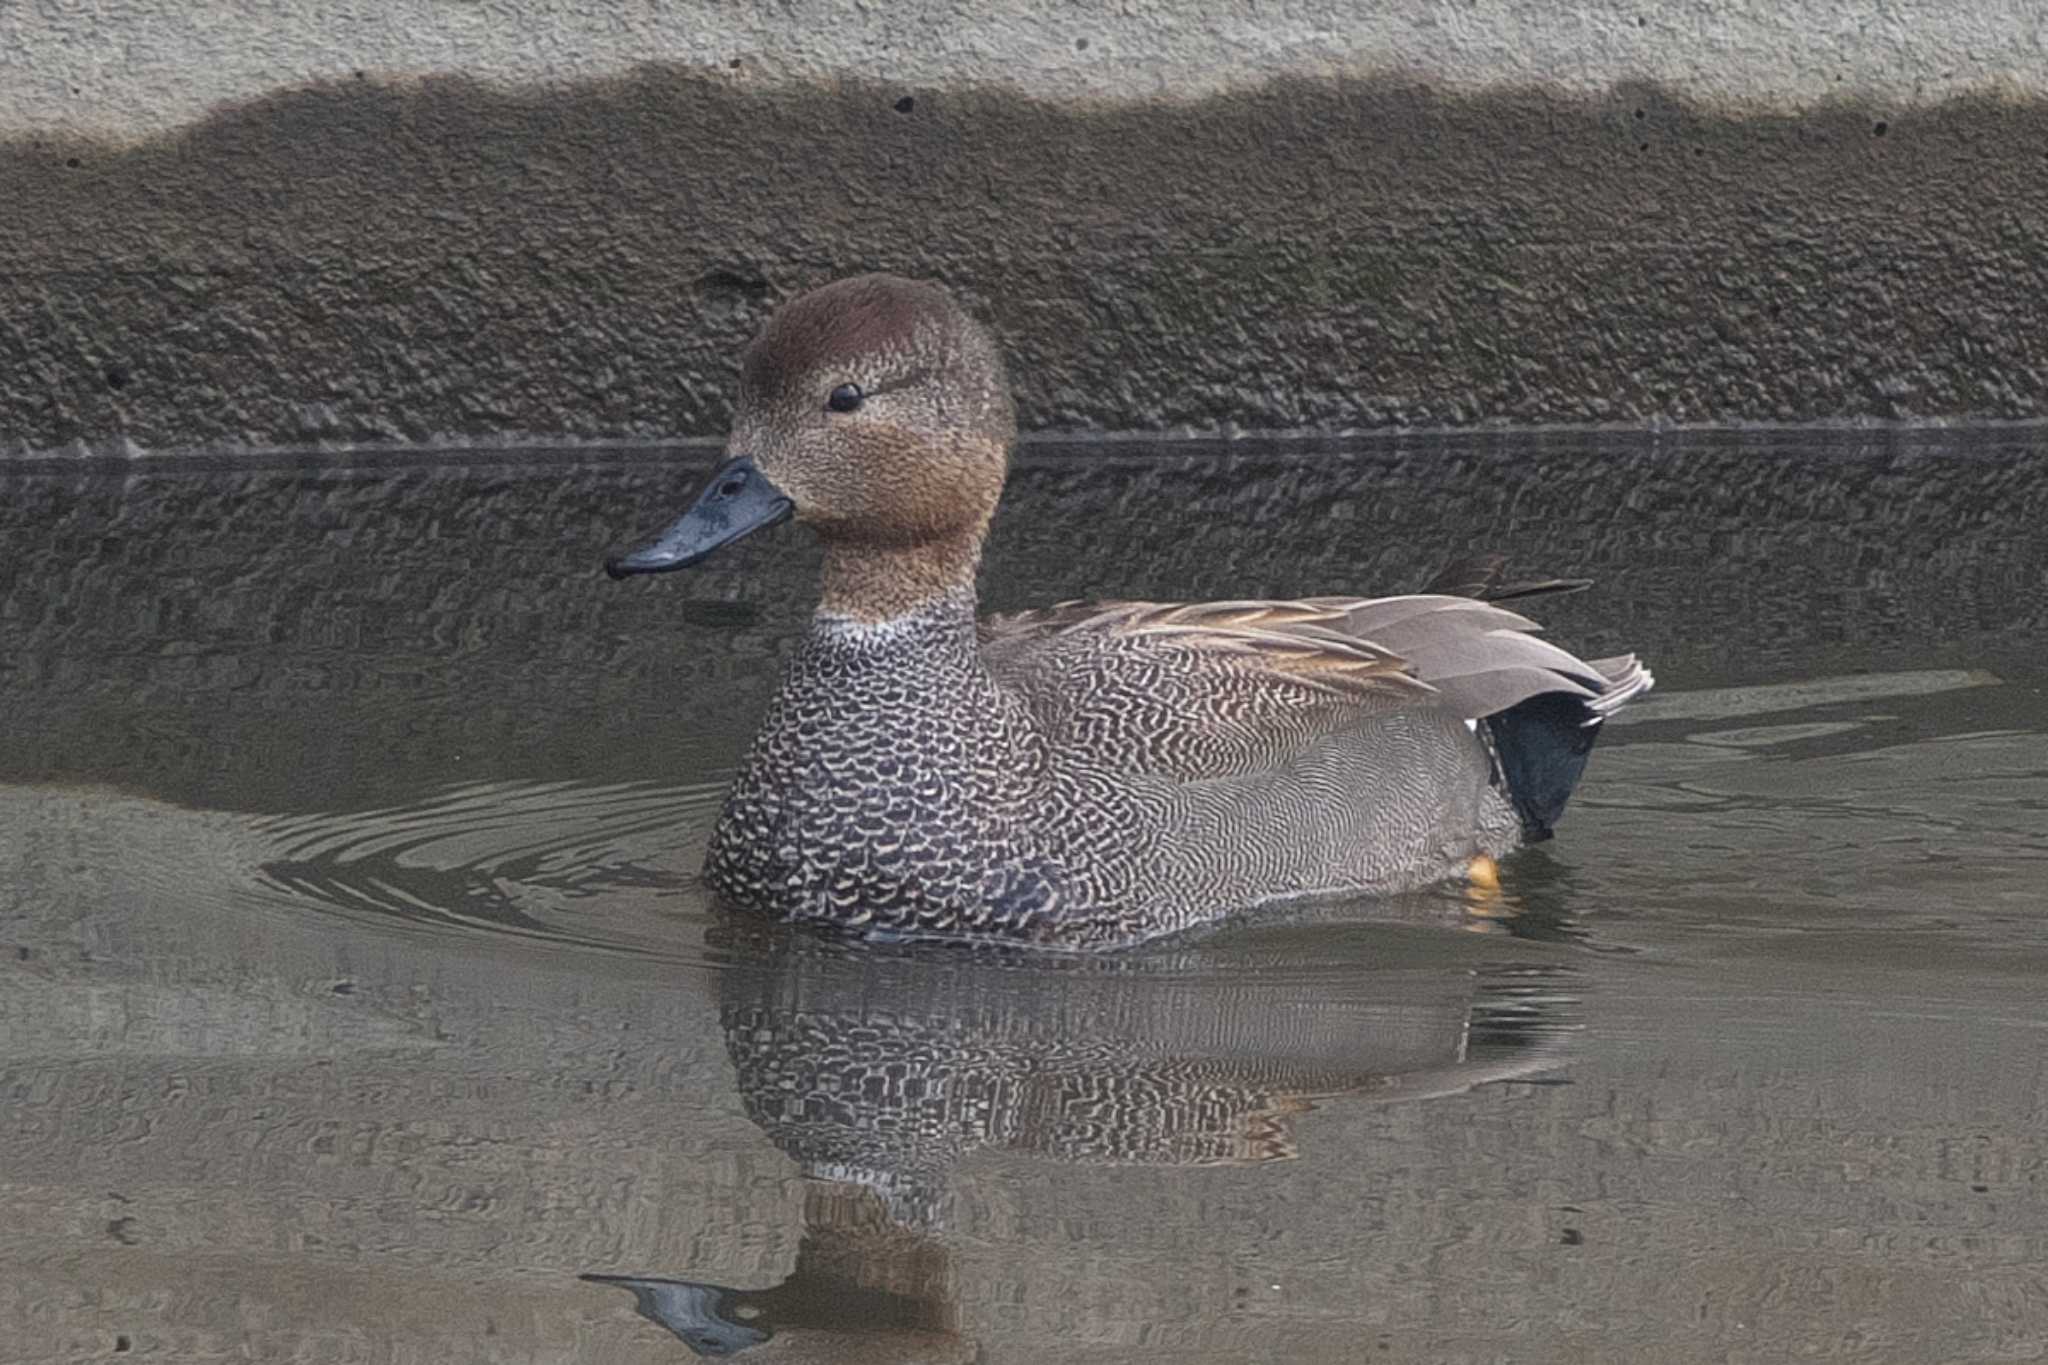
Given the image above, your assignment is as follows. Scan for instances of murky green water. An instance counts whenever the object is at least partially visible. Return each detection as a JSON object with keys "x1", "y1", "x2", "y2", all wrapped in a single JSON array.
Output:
[{"x1": 3, "y1": 430, "x2": 2045, "y2": 1363}]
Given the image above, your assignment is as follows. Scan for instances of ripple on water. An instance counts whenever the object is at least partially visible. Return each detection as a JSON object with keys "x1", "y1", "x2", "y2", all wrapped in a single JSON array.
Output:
[
  {"x1": 1571, "y1": 667, "x2": 2048, "y2": 959},
  {"x1": 246, "y1": 777, "x2": 729, "y2": 956}
]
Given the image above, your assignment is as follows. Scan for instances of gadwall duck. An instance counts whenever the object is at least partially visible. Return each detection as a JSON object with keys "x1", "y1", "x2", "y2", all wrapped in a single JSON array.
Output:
[{"x1": 608, "y1": 274, "x2": 1650, "y2": 948}]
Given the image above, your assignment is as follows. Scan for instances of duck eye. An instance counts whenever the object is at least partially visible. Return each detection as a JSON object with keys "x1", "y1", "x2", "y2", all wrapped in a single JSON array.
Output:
[{"x1": 825, "y1": 383, "x2": 864, "y2": 414}]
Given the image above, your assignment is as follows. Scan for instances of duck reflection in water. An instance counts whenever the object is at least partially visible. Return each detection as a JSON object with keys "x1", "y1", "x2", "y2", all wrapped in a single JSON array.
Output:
[{"x1": 583, "y1": 910, "x2": 1575, "y2": 1359}]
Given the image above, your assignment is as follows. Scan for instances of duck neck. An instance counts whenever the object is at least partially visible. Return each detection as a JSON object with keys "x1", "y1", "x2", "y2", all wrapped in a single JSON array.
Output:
[
  {"x1": 816, "y1": 531, "x2": 984, "y2": 625},
  {"x1": 801, "y1": 580, "x2": 990, "y2": 733}
]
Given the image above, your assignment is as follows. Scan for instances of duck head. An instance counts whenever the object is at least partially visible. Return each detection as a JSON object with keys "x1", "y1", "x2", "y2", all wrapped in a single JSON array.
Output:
[{"x1": 607, "y1": 274, "x2": 1016, "y2": 621}]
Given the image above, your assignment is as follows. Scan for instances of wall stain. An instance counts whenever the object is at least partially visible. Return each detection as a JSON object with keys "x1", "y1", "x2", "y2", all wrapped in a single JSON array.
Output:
[{"x1": 3, "y1": 70, "x2": 2047, "y2": 452}]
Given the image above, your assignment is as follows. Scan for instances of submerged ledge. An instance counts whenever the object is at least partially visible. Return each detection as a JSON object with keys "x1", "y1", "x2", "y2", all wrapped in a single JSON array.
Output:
[
  {"x1": 4, "y1": 417, "x2": 2046, "y2": 471},
  {"x1": 4, "y1": 427, "x2": 2044, "y2": 814}
]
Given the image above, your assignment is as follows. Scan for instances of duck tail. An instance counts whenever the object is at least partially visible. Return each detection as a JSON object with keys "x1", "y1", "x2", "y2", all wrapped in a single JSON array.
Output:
[
  {"x1": 1485, "y1": 653, "x2": 1651, "y2": 841},
  {"x1": 1416, "y1": 554, "x2": 1654, "y2": 840}
]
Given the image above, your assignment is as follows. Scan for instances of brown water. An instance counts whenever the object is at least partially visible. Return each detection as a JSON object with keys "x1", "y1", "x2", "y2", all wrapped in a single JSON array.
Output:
[{"x1": 3, "y1": 429, "x2": 2046, "y2": 1363}]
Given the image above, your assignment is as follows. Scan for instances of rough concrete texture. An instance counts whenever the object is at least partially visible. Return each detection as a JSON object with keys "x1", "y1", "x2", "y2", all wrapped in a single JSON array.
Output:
[
  {"x1": 4, "y1": 9, "x2": 2048, "y2": 451},
  {"x1": 8, "y1": 1, "x2": 2048, "y2": 141}
]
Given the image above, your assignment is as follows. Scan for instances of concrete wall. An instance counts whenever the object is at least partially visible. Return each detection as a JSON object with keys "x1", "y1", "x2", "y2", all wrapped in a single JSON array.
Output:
[{"x1": 5, "y1": 2, "x2": 2048, "y2": 455}]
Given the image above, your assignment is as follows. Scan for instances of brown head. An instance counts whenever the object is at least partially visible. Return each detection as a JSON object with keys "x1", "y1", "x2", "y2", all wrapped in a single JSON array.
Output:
[{"x1": 607, "y1": 274, "x2": 1017, "y2": 621}]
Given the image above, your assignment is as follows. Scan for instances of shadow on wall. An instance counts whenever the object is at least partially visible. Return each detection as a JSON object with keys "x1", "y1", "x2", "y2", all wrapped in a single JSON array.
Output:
[{"x1": 3, "y1": 68, "x2": 2048, "y2": 452}]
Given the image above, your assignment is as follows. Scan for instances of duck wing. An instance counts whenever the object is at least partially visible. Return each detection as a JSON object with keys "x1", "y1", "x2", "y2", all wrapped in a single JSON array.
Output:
[
  {"x1": 980, "y1": 595, "x2": 1647, "y2": 782},
  {"x1": 1418, "y1": 552, "x2": 1592, "y2": 604}
]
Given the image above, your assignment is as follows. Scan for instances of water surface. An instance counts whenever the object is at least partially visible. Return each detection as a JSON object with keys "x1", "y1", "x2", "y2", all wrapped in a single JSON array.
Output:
[{"x1": 3, "y1": 429, "x2": 2045, "y2": 1362}]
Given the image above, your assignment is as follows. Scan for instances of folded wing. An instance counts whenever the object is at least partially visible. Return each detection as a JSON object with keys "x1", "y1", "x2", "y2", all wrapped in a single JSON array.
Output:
[{"x1": 981, "y1": 594, "x2": 1649, "y2": 783}]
